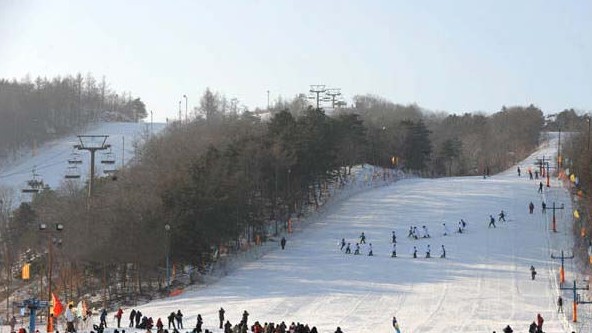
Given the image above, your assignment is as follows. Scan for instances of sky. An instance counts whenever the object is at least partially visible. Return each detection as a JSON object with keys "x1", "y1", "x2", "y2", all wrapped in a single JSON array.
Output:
[
  {"x1": 0, "y1": 0, "x2": 591, "y2": 122},
  {"x1": 2, "y1": 128, "x2": 585, "y2": 332}
]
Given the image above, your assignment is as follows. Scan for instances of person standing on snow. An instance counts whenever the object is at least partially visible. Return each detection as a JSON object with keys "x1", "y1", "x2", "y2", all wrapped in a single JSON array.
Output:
[
  {"x1": 488, "y1": 215, "x2": 496, "y2": 228},
  {"x1": 354, "y1": 243, "x2": 361, "y2": 255},
  {"x1": 218, "y1": 307, "x2": 225, "y2": 329},
  {"x1": 538, "y1": 181, "x2": 543, "y2": 193},
  {"x1": 412, "y1": 246, "x2": 417, "y2": 258},
  {"x1": 529, "y1": 202, "x2": 535, "y2": 214},
  {"x1": 359, "y1": 232, "x2": 366, "y2": 244},
  {"x1": 129, "y1": 309, "x2": 136, "y2": 328},
  {"x1": 425, "y1": 245, "x2": 431, "y2": 258},
  {"x1": 391, "y1": 231, "x2": 397, "y2": 244},
  {"x1": 498, "y1": 210, "x2": 506, "y2": 222},
  {"x1": 392, "y1": 316, "x2": 401, "y2": 333},
  {"x1": 530, "y1": 266, "x2": 537, "y2": 280},
  {"x1": 557, "y1": 296, "x2": 563, "y2": 313},
  {"x1": 536, "y1": 313, "x2": 544, "y2": 332},
  {"x1": 115, "y1": 307, "x2": 124, "y2": 328},
  {"x1": 176, "y1": 310, "x2": 184, "y2": 329},
  {"x1": 442, "y1": 223, "x2": 450, "y2": 236},
  {"x1": 391, "y1": 243, "x2": 397, "y2": 258},
  {"x1": 345, "y1": 243, "x2": 351, "y2": 254},
  {"x1": 340, "y1": 238, "x2": 346, "y2": 251},
  {"x1": 65, "y1": 304, "x2": 76, "y2": 333},
  {"x1": 368, "y1": 243, "x2": 374, "y2": 256},
  {"x1": 280, "y1": 237, "x2": 286, "y2": 250},
  {"x1": 440, "y1": 245, "x2": 446, "y2": 258},
  {"x1": 517, "y1": 166, "x2": 521, "y2": 177},
  {"x1": 422, "y1": 226, "x2": 430, "y2": 238},
  {"x1": 542, "y1": 202, "x2": 547, "y2": 213}
]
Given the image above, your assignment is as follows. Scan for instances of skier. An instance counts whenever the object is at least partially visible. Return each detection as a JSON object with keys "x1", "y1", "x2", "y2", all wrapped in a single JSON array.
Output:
[
  {"x1": 517, "y1": 166, "x2": 521, "y2": 177},
  {"x1": 542, "y1": 202, "x2": 546, "y2": 213},
  {"x1": 530, "y1": 265, "x2": 537, "y2": 280},
  {"x1": 340, "y1": 238, "x2": 346, "y2": 251},
  {"x1": 194, "y1": 314, "x2": 203, "y2": 333},
  {"x1": 345, "y1": 243, "x2": 351, "y2": 254},
  {"x1": 176, "y1": 310, "x2": 184, "y2": 329},
  {"x1": 538, "y1": 181, "x2": 543, "y2": 193},
  {"x1": 115, "y1": 307, "x2": 124, "y2": 328},
  {"x1": 359, "y1": 232, "x2": 366, "y2": 244},
  {"x1": 218, "y1": 307, "x2": 225, "y2": 329},
  {"x1": 529, "y1": 202, "x2": 535, "y2": 214},
  {"x1": 498, "y1": 210, "x2": 506, "y2": 222},
  {"x1": 458, "y1": 221, "x2": 464, "y2": 234},
  {"x1": 354, "y1": 243, "x2": 360, "y2": 255},
  {"x1": 407, "y1": 226, "x2": 414, "y2": 238},
  {"x1": 241, "y1": 310, "x2": 249, "y2": 327},
  {"x1": 392, "y1": 316, "x2": 401, "y2": 333},
  {"x1": 280, "y1": 237, "x2": 286, "y2": 250},
  {"x1": 425, "y1": 245, "x2": 431, "y2": 258},
  {"x1": 442, "y1": 223, "x2": 450, "y2": 236},
  {"x1": 368, "y1": 243, "x2": 374, "y2": 256},
  {"x1": 129, "y1": 310, "x2": 136, "y2": 328},
  {"x1": 534, "y1": 170, "x2": 539, "y2": 179},
  {"x1": 391, "y1": 231, "x2": 397, "y2": 244},
  {"x1": 391, "y1": 243, "x2": 397, "y2": 258},
  {"x1": 100, "y1": 308, "x2": 108, "y2": 328},
  {"x1": 488, "y1": 215, "x2": 496, "y2": 228},
  {"x1": 422, "y1": 225, "x2": 430, "y2": 238},
  {"x1": 167, "y1": 312, "x2": 176, "y2": 329},
  {"x1": 528, "y1": 168, "x2": 533, "y2": 179},
  {"x1": 412, "y1": 246, "x2": 417, "y2": 258},
  {"x1": 557, "y1": 296, "x2": 563, "y2": 313},
  {"x1": 65, "y1": 304, "x2": 75, "y2": 333},
  {"x1": 440, "y1": 245, "x2": 446, "y2": 258}
]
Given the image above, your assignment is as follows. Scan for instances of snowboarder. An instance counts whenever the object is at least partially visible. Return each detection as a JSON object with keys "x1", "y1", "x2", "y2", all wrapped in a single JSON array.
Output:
[
  {"x1": 498, "y1": 210, "x2": 506, "y2": 222},
  {"x1": 345, "y1": 243, "x2": 351, "y2": 254},
  {"x1": 280, "y1": 237, "x2": 286, "y2": 250},
  {"x1": 529, "y1": 202, "x2": 535, "y2": 214},
  {"x1": 368, "y1": 243, "x2": 373, "y2": 256},
  {"x1": 557, "y1": 296, "x2": 563, "y2": 313},
  {"x1": 218, "y1": 308, "x2": 225, "y2": 329},
  {"x1": 538, "y1": 181, "x2": 543, "y2": 193},
  {"x1": 391, "y1": 243, "x2": 397, "y2": 258},
  {"x1": 440, "y1": 245, "x2": 446, "y2": 258},
  {"x1": 340, "y1": 238, "x2": 346, "y2": 251},
  {"x1": 412, "y1": 246, "x2": 417, "y2": 258},
  {"x1": 391, "y1": 231, "x2": 397, "y2": 243},
  {"x1": 530, "y1": 265, "x2": 537, "y2": 280},
  {"x1": 359, "y1": 232, "x2": 366, "y2": 244},
  {"x1": 488, "y1": 215, "x2": 496, "y2": 228},
  {"x1": 392, "y1": 316, "x2": 401, "y2": 333},
  {"x1": 425, "y1": 245, "x2": 431, "y2": 258}
]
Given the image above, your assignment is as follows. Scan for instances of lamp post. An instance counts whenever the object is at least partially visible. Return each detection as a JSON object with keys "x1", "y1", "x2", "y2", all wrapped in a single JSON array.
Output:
[
  {"x1": 164, "y1": 224, "x2": 171, "y2": 294},
  {"x1": 39, "y1": 223, "x2": 63, "y2": 333},
  {"x1": 183, "y1": 95, "x2": 188, "y2": 122},
  {"x1": 587, "y1": 117, "x2": 590, "y2": 151}
]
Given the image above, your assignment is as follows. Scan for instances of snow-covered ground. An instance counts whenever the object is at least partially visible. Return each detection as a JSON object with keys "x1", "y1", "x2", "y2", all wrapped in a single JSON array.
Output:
[
  {"x1": 3, "y1": 131, "x2": 585, "y2": 333},
  {"x1": 79, "y1": 135, "x2": 579, "y2": 333},
  {"x1": 0, "y1": 122, "x2": 165, "y2": 208}
]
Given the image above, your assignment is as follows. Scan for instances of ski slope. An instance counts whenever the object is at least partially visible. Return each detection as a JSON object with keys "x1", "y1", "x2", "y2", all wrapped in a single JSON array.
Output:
[
  {"x1": 106, "y1": 135, "x2": 581, "y2": 333},
  {"x1": 0, "y1": 122, "x2": 165, "y2": 208}
]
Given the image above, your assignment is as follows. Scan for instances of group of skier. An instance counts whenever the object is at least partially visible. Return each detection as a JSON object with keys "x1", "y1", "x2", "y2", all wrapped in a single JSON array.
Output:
[{"x1": 340, "y1": 229, "x2": 447, "y2": 259}]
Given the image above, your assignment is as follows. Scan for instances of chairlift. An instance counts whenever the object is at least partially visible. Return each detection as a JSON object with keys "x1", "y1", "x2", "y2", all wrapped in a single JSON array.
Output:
[
  {"x1": 64, "y1": 165, "x2": 81, "y2": 179},
  {"x1": 101, "y1": 149, "x2": 116, "y2": 165},
  {"x1": 22, "y1": 169, "x2": 44, "y2": 193},
  {"x1": 67, "y1": 150, "x2": 83, "y2": 165}
]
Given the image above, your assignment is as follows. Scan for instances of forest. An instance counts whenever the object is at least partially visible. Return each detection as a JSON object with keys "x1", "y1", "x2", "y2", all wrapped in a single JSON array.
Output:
[{"x1": 0, "y1": 86, "x2": 554, "y2": 307}]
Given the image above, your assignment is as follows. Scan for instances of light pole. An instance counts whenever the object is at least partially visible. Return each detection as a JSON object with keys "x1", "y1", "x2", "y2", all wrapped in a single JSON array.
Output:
[
  {"x1": 183, "y1": 95, "x2": 188, "y2": 122},
  {"x1": 164, "y1": 224, "x2": 171, "y2": 294},
  {"x1": 587, "y1": 117, "x2": 590, "y2": 151},
  {"x1": 178, "y1": 100, "x2": 182, "y2": 122},
  {"x1": 39, "y1": 222, "x2": 63, "y2": 333}
]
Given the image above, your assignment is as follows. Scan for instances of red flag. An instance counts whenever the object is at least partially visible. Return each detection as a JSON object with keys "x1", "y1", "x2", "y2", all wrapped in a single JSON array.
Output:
[{"x1": 52, "y1": 293, "x2": 64, "y2": 317}]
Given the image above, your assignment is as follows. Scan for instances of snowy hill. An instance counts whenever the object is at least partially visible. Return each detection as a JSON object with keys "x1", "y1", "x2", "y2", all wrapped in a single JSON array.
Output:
[
  {"x1": 86, "y1": 135, "x2": 579, "y2": 333},
  {"x1": 2, "y1": 131, "x2": 584, "y2": 333},
  {"x1": 0, "y1": 122, "x2": 166, "y2": 208}
]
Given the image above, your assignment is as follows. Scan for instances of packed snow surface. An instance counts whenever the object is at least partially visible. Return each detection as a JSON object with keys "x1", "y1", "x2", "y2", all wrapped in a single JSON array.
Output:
[{"x1": 103, "y1": 136, "x2": 579, "y2": 333}]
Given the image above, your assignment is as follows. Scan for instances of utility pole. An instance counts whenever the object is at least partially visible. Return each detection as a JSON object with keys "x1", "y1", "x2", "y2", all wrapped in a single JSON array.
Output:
[
  {"x1": 549, "y1": 202, "x2": 564, "y2": 233},
  {"x1": 178, "y1": 100, "x2": 182, "y2": 121},
  {"x1": 557, "y1": 128, "x2": 562, "y2": 170},
  {"x1": 309, "y1": 85, "x2": 326, "y2": 109},
  {"x1": 551, "y1": 250, "x2": 574, "y2": 285},
  {"x1": 183, "y1": 95, "x2": 188, "y2": 122},
  {"x1": 560, "y1": 280, "x2": 589, "y2": 322},
  {"x1": 267, "y1": 90, "x2": 270, "y2": 110}
]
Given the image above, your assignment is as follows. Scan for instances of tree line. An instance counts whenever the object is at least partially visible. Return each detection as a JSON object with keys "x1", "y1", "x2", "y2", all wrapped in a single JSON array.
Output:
[
  {"x1": 1, "y1": 89, "x2": 546, "y2": 306},
  {"x1": 0, "y1": 74, "x2": 147, "y2": 162}
]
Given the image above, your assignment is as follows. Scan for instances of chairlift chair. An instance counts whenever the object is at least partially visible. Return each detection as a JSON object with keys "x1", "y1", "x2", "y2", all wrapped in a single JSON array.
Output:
[
  {"x1": 22, "y1": 169, "x2": 44, "y2": 193},
  {"x1": 101, "y1": 150, "x2": 116, "y2": 165},
  {"x1": 64, "y1": 165, "x2": 81, "y2": 179},
  {"x1": 68, "y1": 151, "x2": 83, "y2": 165}
]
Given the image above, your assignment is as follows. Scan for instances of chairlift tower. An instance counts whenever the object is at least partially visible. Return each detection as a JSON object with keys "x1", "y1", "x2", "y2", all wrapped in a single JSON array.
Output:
[
  {"x1": 309, "y1": 85, "x2": 326, "y2": 109},
  {"x1": 325, "y1": 88, "x2": 342, "y2": 108},
  {"x1": 74, "y1": 135, "x2": 110, "y2": 198}
]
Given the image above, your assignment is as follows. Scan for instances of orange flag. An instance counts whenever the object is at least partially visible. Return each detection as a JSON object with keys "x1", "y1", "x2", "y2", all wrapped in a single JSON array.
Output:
[{"x1": 52, "y1": 292, "x2": 64, "y2": 317}]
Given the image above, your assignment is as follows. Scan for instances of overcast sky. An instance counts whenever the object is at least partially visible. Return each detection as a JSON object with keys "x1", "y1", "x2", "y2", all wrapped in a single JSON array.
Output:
[{"x1": 1, "y1": 0, "x2": 591, "y2": 122}]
